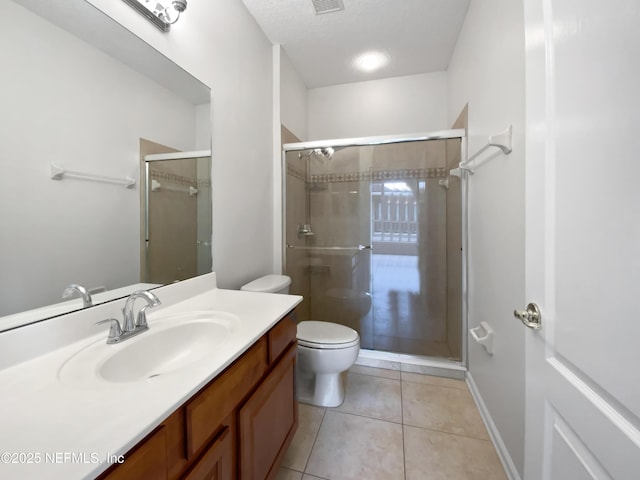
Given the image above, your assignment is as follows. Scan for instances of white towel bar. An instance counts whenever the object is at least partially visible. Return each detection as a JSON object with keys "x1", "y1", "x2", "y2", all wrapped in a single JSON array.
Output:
[
  {"x1": 456, "y1": 125, "x2": 513, "y2": 175},
  {"x1": 50, "y1": 163, "x2": 135, "y2": 188}
]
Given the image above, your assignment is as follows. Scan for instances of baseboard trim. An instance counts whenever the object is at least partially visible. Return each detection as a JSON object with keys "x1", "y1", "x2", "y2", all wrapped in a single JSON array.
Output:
[{"x1": 466, "y1": 372, "x2": 522, "y2": 480}]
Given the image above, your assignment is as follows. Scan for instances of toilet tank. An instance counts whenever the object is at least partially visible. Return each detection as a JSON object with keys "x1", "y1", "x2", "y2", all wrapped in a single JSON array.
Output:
[{"x1": 240, "y1": 275, "x2": 291, "y2": 294}]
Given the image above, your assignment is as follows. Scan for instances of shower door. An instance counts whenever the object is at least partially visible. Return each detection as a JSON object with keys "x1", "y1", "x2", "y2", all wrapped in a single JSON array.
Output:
[
  {"x1": 285, "y1": 146, "x2": 372, "y2": 338},
  {"x1": 143, "y1": 155, "x2": 212, "y2": 284},
  {"x1": 284, "y1": 137, "x2": 462, "y2": 360}
]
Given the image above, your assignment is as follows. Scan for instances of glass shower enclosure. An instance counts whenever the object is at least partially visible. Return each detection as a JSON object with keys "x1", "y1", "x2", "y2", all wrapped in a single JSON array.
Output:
[
  {"x1": 142, "y1": 151, "x2": 212, "y2": 284},
  {"x1": 284, "y1": 132, "x2": 464, "y2": 362}
]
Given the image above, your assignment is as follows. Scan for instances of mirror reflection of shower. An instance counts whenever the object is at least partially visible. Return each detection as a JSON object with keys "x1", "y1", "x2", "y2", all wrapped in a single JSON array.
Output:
[
  {"x1": 141, "y1": 142, "x2": 212, "y2": 285},
  {"x1": 284, "y1": 134, "x2": 463, "y2": 362}
]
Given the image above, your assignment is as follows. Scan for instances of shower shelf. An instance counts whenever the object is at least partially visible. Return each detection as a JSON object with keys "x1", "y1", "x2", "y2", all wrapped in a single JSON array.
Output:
[{"x1": 50, "y1": 163, "x2": 136, "y2": 188}]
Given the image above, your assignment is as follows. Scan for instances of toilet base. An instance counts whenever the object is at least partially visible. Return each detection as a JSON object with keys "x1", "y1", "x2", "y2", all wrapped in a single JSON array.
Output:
[
  {"x1": 311, "y1": 372, "x2": 346, "y2": 407},
  {"x1": 297, "y1": 365, "x2": 349, "y2": 408},
  {"x1": 295, "y1": 326, "x2": 360, "y2": 408}
]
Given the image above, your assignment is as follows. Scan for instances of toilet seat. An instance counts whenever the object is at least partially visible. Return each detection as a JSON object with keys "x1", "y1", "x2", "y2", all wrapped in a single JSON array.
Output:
[{"x1": 297, "y1": 321, "x2": 359, "y2": 350}]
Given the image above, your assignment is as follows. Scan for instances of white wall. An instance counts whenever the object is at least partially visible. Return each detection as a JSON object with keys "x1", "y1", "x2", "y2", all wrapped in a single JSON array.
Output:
[
  {"x1": 195, "y1": 104, "x2": 212, "y2": 150},
  {"x1": 447, "y1": 0, "x2": 526, "y2": 477},
  {"x1": 280, "y1": 48, "x2": 308, "y2": 142},
  {"x1": 308, "y1": 72, "x2": 448, "y2": 140},
  {"x1": 0, "y1": 2, "x2": 196, "y2": 316},
  {"x1": 87, "y1": 0, "x2": 275, "y2": 289}
]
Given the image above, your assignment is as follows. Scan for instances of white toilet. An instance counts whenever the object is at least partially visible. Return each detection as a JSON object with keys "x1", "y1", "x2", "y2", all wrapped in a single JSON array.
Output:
[{"x1": 240, "y1": 274, "x2": 360, "y2": 407}]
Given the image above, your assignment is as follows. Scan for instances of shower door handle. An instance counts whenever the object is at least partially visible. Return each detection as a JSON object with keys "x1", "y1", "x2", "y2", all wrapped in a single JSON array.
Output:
[{"x1": 358, "y1": 245, "x2": 372, "y2": 250}]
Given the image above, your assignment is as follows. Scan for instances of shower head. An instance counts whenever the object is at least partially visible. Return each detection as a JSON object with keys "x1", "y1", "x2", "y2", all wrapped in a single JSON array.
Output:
[
  {"x1": 319, "y1": 147, "x2": 334, "y2": 159},
  {"x1": 312, "y1": 148, "x2": 334, "y2": 160},
  {"x1": 298, "y1": 147, "x2": 334, "y2": 161}
]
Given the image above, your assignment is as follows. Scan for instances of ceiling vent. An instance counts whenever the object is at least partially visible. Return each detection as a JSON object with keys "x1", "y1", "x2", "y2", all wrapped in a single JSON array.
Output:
[{"x1": 311, "y1": 0, "x2": 344, "y2": 15}]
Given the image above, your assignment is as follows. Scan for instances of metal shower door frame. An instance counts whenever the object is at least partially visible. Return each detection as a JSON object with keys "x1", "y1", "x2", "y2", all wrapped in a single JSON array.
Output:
[{"x1": 281, "y1": 129, "x2": 468, "y2": 371}]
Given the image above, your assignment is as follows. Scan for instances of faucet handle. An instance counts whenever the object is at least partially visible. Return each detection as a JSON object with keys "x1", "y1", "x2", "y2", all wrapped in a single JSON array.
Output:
[
  {"x1": 96, "y1": 318, "x2": 123, "y2": 343},
  {"x1": 136, "y1": 305, "x2": 151, "y2": 329}
]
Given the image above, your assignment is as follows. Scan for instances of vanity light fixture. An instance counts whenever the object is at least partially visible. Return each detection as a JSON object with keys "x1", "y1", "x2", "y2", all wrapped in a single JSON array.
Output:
[{"x1": 122, "y1": 0, "x2": 188, "y2": 32}]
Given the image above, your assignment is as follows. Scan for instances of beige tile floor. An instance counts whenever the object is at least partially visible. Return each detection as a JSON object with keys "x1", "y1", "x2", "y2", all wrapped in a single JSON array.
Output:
[{"x1": 276, "y1": 365, "x2": 506, "y2": 480}]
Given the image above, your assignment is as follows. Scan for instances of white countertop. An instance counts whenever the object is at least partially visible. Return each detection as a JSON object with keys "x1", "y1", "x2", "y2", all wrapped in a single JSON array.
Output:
[{"x1": 0, "y1": 283, "x2": 301, "y2": 479}]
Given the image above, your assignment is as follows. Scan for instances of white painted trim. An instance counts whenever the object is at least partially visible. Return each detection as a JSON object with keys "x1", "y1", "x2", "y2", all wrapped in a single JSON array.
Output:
[
  {"x1": 466, "y1": 372, "x2": 522, "y2": 480},
  {"x1": 272, "y1": 45, "x2": 283, "y2": 274},
  {"x1": 144, "y1": 150, "x2": 211, "y2": 161}
]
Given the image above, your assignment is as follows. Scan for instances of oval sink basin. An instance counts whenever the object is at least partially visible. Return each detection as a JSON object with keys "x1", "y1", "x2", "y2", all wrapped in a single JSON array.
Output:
[{"x1": 58, "y1": 311, "x2": 238, "y2": 386}]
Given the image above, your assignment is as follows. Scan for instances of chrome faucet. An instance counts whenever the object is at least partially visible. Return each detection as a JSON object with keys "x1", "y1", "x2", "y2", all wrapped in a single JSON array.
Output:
[
  {"x1": 122, "y1": 290, "x2": 161, "y2": 332},
  {"x1": 96, "y1": 290, "x2": 161, "y2": 344},
  {"x1": 62, "y1": 284, "x2": 93, "y2": 307}
]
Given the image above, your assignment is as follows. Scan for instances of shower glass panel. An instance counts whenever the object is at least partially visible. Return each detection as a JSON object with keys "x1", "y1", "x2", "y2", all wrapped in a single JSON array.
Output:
[
  {"x1": 144, "y1": 156, "x2": 212, "y2": 284},
  {"x1": 285, "y1": 137, "x2": 462, "y2": 361}
]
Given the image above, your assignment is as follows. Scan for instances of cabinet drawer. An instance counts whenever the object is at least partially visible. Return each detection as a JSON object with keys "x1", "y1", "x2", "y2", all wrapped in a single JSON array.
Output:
[
  {"x1": 185, "y1": 337, "x2": 267, "y2": 458},
  {"x1": 181, "y1": 424, "x2": 233, "y2": 480},
  {"x1": 268, "y1": 311, "x2": 297, "y2": 364}
]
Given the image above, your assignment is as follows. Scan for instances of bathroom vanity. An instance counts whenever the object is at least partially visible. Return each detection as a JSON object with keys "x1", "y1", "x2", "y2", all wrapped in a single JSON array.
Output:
[
  {"x1": 99, "y1": 310, "x2": 298, "y2": 480},
  {"x1": 0, "y1": 273, "x2": 302, "y2": 480}
]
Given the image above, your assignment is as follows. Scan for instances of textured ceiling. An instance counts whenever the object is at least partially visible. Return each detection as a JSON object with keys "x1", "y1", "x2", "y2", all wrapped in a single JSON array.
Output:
[{"x1": 241, "y1": 0, "x2": 470, "y2": 88}]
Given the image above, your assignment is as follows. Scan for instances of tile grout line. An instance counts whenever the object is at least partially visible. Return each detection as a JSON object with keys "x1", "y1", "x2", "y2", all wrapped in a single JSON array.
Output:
[
  {"x1": 320, "y1": 407, "x2": 403, "y2": 426},
  {"x1": 401, "y1": 419, "x2": 493, "y2": 442},
  {"x1": 328, "y1": 374, "x2": 403, "y2": 425},
  {"x1": 354, "y1": 368, "x2": 467, "y2": 391},
  {"x1": 401, "y1": 376, "x2": 407, "y2": 480},
  {"x1": 349, "y1": 371, "x2": 401, "y2": 381},
  {"x1": 400, "y1": 377, "x2": 468, "y2": 391},
  {"x1": 301, "y1": 406, "x2": 328, "y2": 476}
]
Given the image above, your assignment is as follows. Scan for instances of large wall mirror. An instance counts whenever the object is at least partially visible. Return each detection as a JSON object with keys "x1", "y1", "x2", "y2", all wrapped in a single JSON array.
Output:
[{"x1": 0, "y1": 0, "x2": 212, "y2": 331}]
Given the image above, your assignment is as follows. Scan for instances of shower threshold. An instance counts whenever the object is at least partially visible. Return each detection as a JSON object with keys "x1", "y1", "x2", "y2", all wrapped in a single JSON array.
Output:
[{"x1": 355, "y1": 348, "x2": 467, "y2": 380}]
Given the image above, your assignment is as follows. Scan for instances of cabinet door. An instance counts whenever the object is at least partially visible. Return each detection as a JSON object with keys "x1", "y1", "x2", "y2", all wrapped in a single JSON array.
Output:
[
  {"x1": 181, "y1": 426, "x2": 232, "y2": 480},
  {"x1": 238, "y1": 344, "x2": 298, "y2": 480}
]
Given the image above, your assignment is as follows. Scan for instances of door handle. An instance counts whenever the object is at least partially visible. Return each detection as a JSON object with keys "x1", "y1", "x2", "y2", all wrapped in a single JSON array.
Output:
[{"x1": 513, "y1": 303, "x2": 542, "y2": 330}]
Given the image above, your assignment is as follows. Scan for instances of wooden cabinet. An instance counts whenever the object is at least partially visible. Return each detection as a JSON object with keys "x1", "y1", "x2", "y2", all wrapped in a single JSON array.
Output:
[
  {"x1": 182, "y1": 424, "x2": 233, "y2": 480},
  {"x1": 100, "y1": 426, "x2": 168, "y2": 480},
  {"x1": 98, "y1": 310, "x2": 297, "y2": 480},
  {"x1": 267, "y1": 312, "x2": 297, "y2": 364},
  {"x1": 238, "y1": 343, "x2": 297, "y2": 480},
  {"x1": 185, "y1": 339, "x2": 267, "y2": 459}
]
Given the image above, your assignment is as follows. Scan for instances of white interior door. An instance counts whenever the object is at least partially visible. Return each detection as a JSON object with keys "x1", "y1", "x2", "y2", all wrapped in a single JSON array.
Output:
[{"x1": 523, "y1": 0, "x2": 640, "y2": 478}]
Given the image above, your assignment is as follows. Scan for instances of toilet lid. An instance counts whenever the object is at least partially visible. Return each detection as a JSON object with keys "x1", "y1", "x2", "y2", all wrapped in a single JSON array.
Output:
[
  {"x1": 297, "y1": 321, "x2": 359, "y2": 349},
  {"x1": 240, "y1": 274, "x2": 291, "y2": 293}
]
